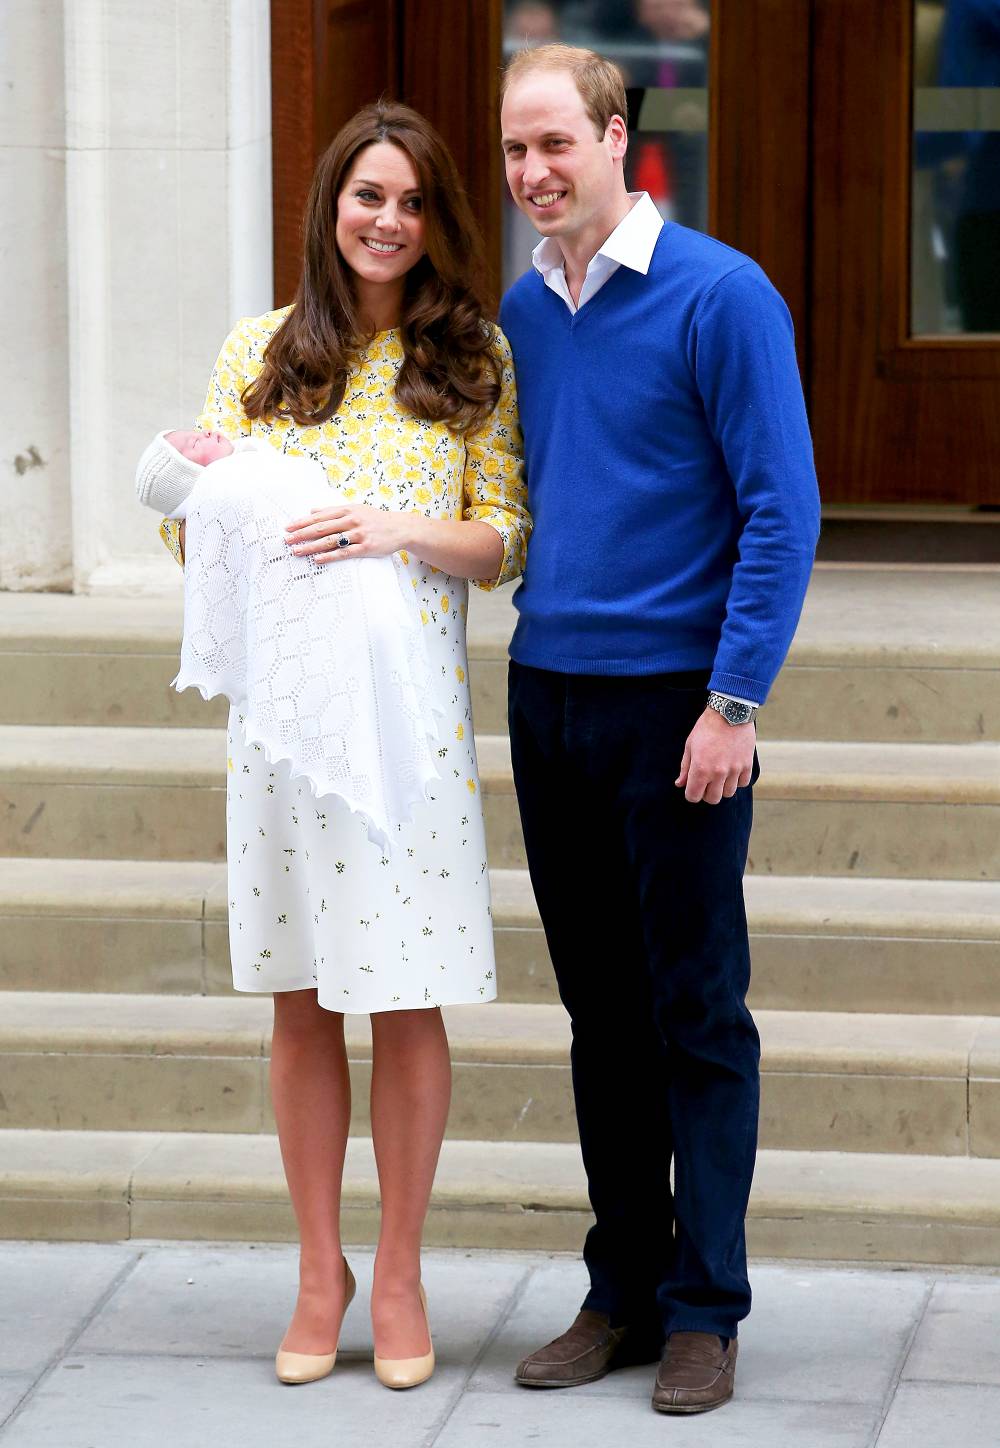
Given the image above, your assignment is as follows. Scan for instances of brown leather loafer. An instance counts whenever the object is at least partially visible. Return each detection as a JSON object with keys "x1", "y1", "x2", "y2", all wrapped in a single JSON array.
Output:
[
  {"x1": 651, "y1": 1332, "x2": 738, "y2": 1414},
  {"x1": 515, "y1": 1310, "x2": 657, "y2": 1389}
]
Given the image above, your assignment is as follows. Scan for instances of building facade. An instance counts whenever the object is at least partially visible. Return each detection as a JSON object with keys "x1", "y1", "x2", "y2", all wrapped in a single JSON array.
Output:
[{"x1": 2, "y1": 0, "x2": 997, "y2": 594}]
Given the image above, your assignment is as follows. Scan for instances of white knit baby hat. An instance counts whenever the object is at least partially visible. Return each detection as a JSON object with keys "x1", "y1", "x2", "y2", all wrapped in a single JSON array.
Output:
[{"x1": 134, "y1": 432, "x2": 203, "y2": 515}]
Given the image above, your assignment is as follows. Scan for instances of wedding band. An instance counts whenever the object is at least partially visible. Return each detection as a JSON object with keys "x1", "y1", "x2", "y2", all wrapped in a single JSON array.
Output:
[{"x1": 336, "y1": 533, "x2": 351, "y2": 549}]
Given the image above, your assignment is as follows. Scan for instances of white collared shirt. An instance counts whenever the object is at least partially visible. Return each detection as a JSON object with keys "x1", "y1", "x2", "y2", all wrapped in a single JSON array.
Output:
[{"x1": 531, "y1": 190, "x2": 664, "y2": 314}]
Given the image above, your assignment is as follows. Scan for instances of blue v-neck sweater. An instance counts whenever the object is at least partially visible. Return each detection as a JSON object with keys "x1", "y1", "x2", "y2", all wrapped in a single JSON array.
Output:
[{"x1": 498, "y1": 222, "x2": 820, "y2": 704}]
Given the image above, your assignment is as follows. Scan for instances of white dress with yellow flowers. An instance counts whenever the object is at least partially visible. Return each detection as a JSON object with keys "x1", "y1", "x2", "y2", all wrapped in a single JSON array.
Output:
[{"x1": 161, "y1": 308, "x2": 529, "y2": 1015}]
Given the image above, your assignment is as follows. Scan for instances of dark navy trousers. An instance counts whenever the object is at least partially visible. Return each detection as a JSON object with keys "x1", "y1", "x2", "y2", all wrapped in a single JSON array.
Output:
[{"x1": 508, "y1": 661, "x2": 761, "y2": 1342}]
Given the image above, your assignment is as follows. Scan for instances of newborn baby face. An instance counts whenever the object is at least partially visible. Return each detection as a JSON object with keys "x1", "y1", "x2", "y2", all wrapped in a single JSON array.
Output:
[{"x1": 167, "y1": 428, "x2": 234, "y2": 466}]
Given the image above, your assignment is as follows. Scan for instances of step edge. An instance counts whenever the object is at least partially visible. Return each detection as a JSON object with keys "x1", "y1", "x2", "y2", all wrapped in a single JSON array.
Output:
[
  {"x1": 5, "y1": 1132, "x2": 1000, "y2": 1223},
  {"x1": 3, "y1": 861, "x2": 998, "y2": 938},
  {"x1": 0, "y1": 994, "x2": 988, "y2": 1076}
]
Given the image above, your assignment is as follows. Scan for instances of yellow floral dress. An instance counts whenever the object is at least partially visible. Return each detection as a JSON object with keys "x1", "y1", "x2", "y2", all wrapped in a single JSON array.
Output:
[{"x1": 163, "y1": 308, "x2": 529, "y2": 1013}]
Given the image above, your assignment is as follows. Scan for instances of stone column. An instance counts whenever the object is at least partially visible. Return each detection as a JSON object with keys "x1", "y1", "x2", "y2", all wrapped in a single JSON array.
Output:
[
  {"x1": 64, "y1": 0, "x2": 273, "y2": 593},
  {"x1": 0, "y1": 1, "x2": 72, "y2": 591}
]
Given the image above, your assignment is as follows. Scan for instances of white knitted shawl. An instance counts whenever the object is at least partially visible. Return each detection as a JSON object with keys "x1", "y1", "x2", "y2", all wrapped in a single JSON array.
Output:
[{"x1": 172, "y1": 446, "x2": 441, "y2": 850}]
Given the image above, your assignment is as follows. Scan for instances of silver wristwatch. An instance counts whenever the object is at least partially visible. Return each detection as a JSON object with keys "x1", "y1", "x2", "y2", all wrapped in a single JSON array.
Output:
[{"x1": 706, "y1": 692, "x2": 758, "y2": 727}]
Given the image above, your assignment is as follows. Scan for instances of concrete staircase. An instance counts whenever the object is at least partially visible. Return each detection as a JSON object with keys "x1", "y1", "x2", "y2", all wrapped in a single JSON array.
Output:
[{"x1": 2, "y1": 567, "x2": 1000, "y2": 1263}]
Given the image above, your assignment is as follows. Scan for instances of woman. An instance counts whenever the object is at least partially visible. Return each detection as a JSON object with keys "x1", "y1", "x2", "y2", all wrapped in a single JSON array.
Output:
[{"x1": 160, "y1": 102, "x2": 529, "y2": 1388}]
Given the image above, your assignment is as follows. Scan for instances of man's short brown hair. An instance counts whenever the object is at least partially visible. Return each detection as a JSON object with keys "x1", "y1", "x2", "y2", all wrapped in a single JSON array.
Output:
[{"x1": 501, "y1": 44, "x2": 628, "y2": 139}]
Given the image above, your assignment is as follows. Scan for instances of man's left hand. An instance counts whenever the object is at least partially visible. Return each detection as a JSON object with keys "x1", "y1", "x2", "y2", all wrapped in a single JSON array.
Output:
[{"x1": 675, "y1": 707, "x2": 756, "y2": 805}]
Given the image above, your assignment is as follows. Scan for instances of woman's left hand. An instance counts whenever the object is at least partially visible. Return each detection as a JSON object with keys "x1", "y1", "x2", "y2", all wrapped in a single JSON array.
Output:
[{"x1": 284, "y1": 504, "x2": 412, "y2": 564}]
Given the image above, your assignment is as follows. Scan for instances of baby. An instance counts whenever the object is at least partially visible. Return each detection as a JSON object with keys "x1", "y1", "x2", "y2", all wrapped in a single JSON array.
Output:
[
  {"x1": 134, "y1": 427, "x2": 441, "y2": 848},
  {"x1": 135, "y1": 428, "x2": 238, "y2": 538}
]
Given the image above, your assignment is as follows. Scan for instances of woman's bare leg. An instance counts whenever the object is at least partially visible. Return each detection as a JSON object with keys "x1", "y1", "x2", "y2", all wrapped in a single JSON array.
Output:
[
  {"x1": 271, "y1": 989, "x2": 352, "y2": 1352},
  {"x1": 369, "y1": 1006, "x2": 451, "y2": 1357}
]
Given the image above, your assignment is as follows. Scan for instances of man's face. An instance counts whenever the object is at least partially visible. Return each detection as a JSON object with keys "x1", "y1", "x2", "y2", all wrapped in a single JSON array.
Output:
[
  {"x1": 501, "y1": 70, "x2": 626, "y2": 246},
  {"x1": 167, "y1": 429, "x2": 233, "y2": 466}
]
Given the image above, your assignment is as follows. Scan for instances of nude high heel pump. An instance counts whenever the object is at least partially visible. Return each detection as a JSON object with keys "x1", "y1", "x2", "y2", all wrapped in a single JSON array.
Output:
[
  {"x1": 373, "y1": 1284, "x2": 435, "y2": 1390},
  {"x1": 275, "y1": 1260, "x2": 356, "y2": 1385}
]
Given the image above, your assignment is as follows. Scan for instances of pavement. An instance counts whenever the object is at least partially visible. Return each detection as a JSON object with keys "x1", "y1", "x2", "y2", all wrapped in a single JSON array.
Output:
[{"x1": 1, "y1": 1245, "x2": 1000, "y2": 1447}]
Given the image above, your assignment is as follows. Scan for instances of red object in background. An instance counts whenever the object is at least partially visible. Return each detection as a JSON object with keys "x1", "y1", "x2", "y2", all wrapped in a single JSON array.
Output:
[{"x1": 633, "y1": 139, "x2": 674, "y2": 218}]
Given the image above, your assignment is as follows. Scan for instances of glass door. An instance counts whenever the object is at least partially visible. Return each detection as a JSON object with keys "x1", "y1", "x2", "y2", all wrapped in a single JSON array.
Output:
[{"x1": 912, "y1": 0, "x2": 1000, "y2": 335}]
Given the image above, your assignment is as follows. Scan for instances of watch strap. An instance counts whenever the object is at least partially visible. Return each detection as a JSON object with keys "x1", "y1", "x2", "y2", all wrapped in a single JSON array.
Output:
[{"x1": 707, "y1": 691, "x2": 758, "y2": 725}]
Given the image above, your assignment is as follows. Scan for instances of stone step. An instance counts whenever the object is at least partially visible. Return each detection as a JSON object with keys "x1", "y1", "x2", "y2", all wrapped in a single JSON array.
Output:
[
  {"x1": 482, "y1": 736, "x2": 1000, "y2": 879},
  {"x1": 0, "y1": 724, "x2": 228, "y2": 863},
  {"x1": 6, "y1": 1127, "x2": 1000, "y2": 1263},
  {"x1": 3, "y1": 858, "x2": 1000, "y2": 1014},
  {"x1": 1, "y1": 569, "x2": 998, "y2": 742},
  {"x1": 0, "y1": 592, "x2": 224, "y2": 733},
  {"x1": 743, "y1": 875, "x2": 1000, "y2": 1015},
  {"x1": 467, "y1": 569, "x2": 1000, "y2": 744},
  {"x1": 3, "y1": 993, "x2": 999, "y2": 1156},
  {"x1": 0, "y1": 858, "x2": 554, "y2": 1004},
  {"x1": 1, "y1": 727, "x2": 998, "y2": 878}
]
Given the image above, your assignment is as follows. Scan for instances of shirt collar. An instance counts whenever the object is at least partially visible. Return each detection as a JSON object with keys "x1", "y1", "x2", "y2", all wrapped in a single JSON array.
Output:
[{"x1": 531, "y1": 191, "x2": 664, "y2": 280}]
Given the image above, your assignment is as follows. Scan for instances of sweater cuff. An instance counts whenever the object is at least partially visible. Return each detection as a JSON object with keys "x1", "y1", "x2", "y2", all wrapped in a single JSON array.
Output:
[
  {"x1": 708, "y1": 670, "x2": 768, "y2": 707},
  {"x1": 714, "y1": 691, "x2": 759, "y2": 710}
]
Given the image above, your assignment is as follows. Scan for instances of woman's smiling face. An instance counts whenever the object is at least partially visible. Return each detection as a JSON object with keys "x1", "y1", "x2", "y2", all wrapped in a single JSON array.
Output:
[{"x1": 335, "y1": 141, "x2": 426, "y2": 291}]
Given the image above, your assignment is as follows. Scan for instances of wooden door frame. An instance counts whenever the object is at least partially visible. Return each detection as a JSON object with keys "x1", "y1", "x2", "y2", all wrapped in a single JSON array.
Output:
[
  {"x1": 270, "y1": 0, "x2": 403, "y2": 306},
  {"x1": 399, "y1": 0, "x2": 504, "y2": 309},
  {"x1": 711, "y1": 0, "x2": 812, "y2": 373},
  {"x1": 810, "y1": 0, "x2": 1000, "y2": 503}
]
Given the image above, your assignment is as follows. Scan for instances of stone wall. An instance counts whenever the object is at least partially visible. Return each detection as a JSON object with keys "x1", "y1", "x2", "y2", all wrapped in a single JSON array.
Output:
[
  {"x1": 1, "y1": 0, "x2": 72, "y2": 591},
  {"x1": 1, "y1": 0, "x2": 273, "y2": 593}
]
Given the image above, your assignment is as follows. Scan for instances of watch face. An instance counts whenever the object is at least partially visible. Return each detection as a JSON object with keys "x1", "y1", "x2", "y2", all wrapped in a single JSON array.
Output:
[{"x1": 723, "y1": 700, "x2": 753, "y2": 725}]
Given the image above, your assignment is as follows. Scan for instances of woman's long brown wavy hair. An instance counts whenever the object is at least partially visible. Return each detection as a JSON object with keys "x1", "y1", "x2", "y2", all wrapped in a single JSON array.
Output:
[{"x1": 243, "y1": 102, "x2": 501, "y2": 435}]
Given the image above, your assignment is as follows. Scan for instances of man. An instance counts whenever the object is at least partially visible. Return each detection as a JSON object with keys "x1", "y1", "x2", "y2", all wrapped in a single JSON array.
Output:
[{"x1": 498, "y1": 45, "x2": 819, "y2": 1416}]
